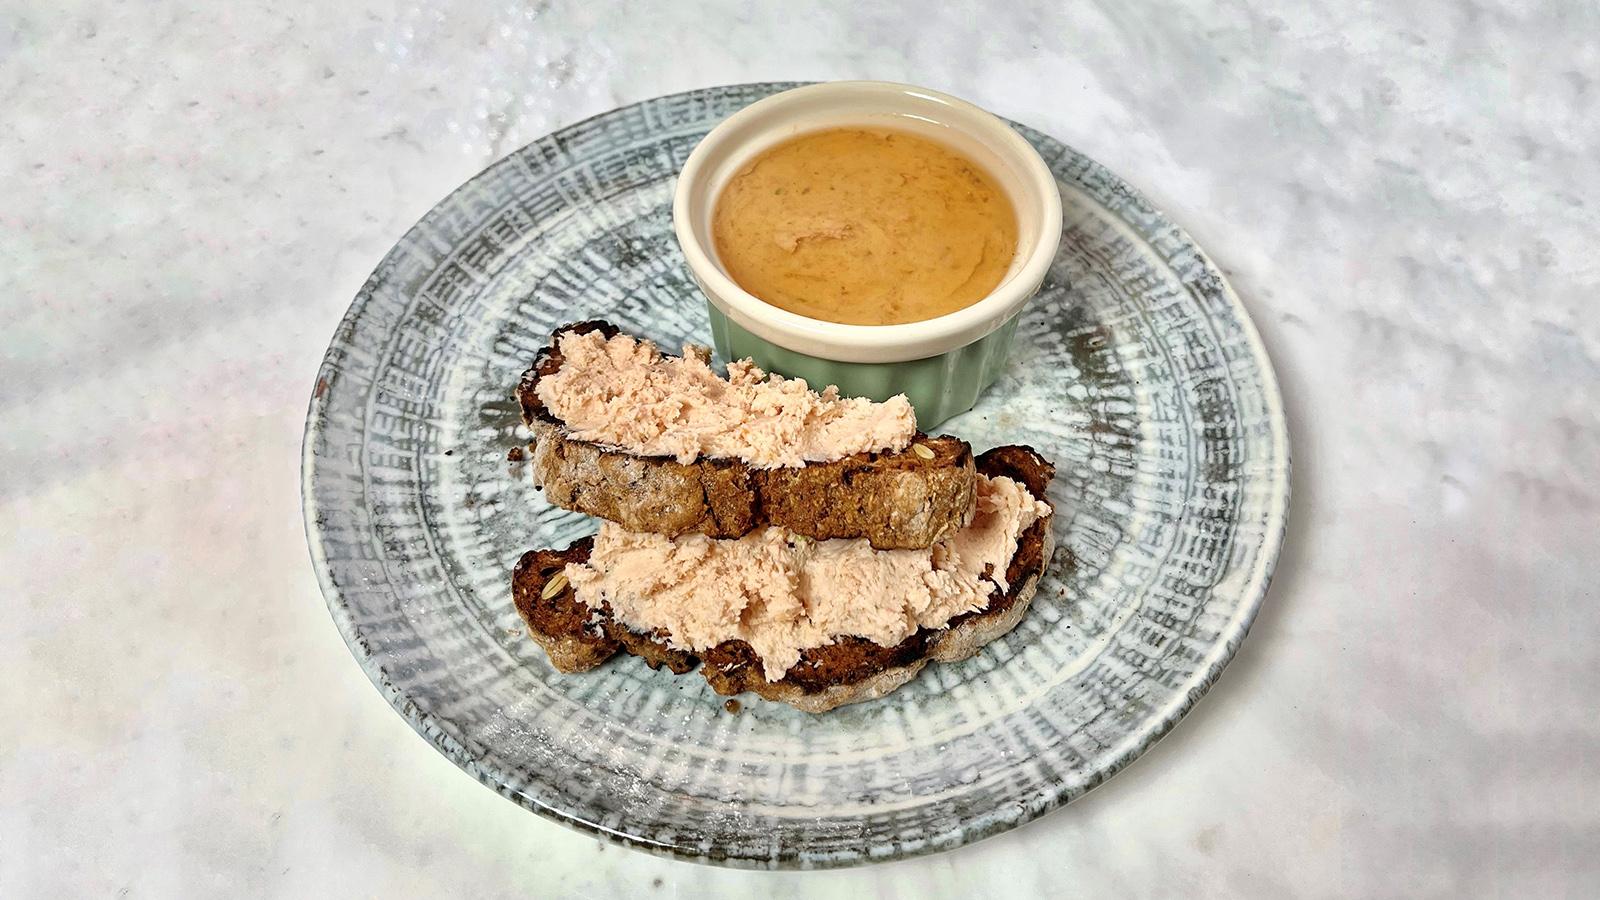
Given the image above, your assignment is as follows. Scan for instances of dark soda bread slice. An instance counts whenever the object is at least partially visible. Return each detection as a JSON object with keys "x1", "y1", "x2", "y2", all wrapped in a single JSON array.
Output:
[
  {"x1": 510, "y1": 445, "x2": 1056, "y2": 713},
  {"x1": 515, "y1": 320, "x2": 976, "y2": 550}
]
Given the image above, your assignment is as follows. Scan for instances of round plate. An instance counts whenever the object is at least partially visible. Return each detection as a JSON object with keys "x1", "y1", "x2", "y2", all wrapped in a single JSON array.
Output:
[{"x1": 303, "y1": 83, "x2": 1289, "y2": 869}]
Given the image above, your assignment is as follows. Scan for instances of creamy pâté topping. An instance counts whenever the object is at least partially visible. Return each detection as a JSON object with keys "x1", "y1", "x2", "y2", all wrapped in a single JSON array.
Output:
[{"x1": 535, "y1": 330, "x2": 916, "y2": 469}]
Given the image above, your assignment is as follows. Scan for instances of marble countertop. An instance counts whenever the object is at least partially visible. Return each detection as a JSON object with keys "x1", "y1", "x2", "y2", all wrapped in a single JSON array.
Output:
[{"x1": 5, "y1": 1, "x2": 1597, "y2": 895}]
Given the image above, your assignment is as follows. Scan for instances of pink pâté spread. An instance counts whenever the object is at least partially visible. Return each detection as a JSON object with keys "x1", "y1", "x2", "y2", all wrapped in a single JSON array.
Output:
[
  {"x1": 564, "y1": 475, "x2": 1051, "y2": 681},
  {"x1": 534, "y1": 330, "x2": 916, "y2": 468}
]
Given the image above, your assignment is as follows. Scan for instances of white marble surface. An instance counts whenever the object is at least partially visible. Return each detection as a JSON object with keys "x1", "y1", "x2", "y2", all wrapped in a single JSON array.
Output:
[{"x1": 4, "y1": 1, "x2": 1598, "y2": 895}]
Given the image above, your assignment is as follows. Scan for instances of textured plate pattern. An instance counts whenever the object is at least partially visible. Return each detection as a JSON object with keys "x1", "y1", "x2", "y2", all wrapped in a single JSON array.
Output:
[{"x1": 302, "y1": 83, "x2": 1289, "y2": 868}]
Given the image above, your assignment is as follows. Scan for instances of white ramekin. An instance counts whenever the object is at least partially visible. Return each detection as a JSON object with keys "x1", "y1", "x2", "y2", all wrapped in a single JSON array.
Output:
[{"x1": 672, "y1": 81, "x2": 1062, "y2": 425}]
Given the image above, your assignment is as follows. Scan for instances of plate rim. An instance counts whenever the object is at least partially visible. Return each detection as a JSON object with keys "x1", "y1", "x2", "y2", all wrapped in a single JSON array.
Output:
[{"x1": 300, "y1": 82, "x2": 1291, "y2": 869}]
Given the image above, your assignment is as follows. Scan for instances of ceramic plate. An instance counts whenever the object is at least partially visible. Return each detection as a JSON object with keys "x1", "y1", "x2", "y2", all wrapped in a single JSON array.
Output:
[{"x1": 302, "y1": 83, "x2": 1289, "y2": 868}]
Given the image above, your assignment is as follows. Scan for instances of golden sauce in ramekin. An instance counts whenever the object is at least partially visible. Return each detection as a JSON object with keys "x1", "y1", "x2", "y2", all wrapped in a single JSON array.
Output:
[{"x1": 712, "y1": 128, "x2": 1018, "y2": 326}]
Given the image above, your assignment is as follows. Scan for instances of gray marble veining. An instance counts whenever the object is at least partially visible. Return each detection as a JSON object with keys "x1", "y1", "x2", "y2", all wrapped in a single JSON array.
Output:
[{"x1": 3, "y1": 1, "x2": 1597, "y2": 896}]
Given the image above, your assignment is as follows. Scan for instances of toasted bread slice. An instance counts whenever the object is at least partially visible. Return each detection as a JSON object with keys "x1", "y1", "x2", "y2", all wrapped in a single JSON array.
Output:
[
  {"x1": 516, "y1": 321, "x2": 977, "y2": 550},
  {"x1": 510, "y1": 445, "x2": 1056, "y2": 713}
]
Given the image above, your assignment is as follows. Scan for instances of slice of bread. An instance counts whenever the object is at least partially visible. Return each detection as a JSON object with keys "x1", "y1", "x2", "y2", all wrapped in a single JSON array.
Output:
[
  {"x1": 516, "y1": 321, "x2": 977, "y2": 550},
  {"x1": 511, "y1": 445, "x2": 1056, "y2": 713}
]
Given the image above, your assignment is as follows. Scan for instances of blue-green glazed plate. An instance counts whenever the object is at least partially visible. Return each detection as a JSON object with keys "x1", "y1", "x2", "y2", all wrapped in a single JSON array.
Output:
[{"x1": 302, "y1": 83, "x2": 1290, "y2": 869}]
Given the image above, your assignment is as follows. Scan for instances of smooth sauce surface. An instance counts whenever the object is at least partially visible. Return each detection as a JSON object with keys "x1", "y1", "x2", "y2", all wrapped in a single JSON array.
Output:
[{"x1": 712, "y1": 128, "x2": 1018, "y2": 326}]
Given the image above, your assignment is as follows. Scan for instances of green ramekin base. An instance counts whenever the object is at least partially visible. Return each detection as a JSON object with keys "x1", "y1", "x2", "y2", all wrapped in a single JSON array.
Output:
[{"x1": 707, "y1": 304, "x2": 1020, "y2": 430}]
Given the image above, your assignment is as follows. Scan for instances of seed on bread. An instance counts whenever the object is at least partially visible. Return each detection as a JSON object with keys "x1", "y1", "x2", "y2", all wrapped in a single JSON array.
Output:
[
  {"x1": 540, "y1": 571, "x2": 569, "y2": 600},
  {"x1": 912, "y1": 442, "x2": 935, "y2": 460}
]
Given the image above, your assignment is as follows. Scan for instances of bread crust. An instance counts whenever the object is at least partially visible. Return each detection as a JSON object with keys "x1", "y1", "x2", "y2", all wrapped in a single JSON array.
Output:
[
  {"x1": 510, "y1": 445, "x2": 1057, "y2": 713},
  {"x1": 517, "y1": 321, "x2": 977, "y2": 550}
]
